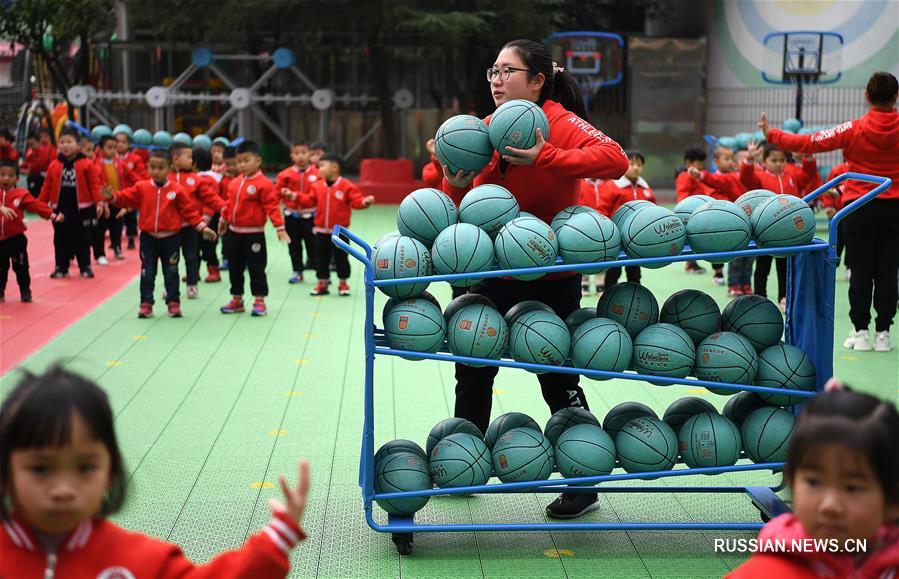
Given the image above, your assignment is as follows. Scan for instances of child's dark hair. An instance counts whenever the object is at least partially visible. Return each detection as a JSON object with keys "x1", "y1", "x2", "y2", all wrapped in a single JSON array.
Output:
[
  {"x1": 866, "y1": 72, "x2": 898, "y2": 107},
  {"x1": 683, "y1": 145, "x2": 706, "y2": 163},
  {"x1": 786, "y1": 388, "x2": 899, "y2": 504},
  {"x1": 0, "y1": 366, "x2": 127, "y2": 518},
  {"x1": 501, "y1": 39, "x2": 590, "y2": 123},
  {"x1": 625, "y1": 149, "x2": 645, "y2": 164},
  {"x1": 169, "y1": 142, "x2": 191, "y2": 155},
  {"x1": 210, "y1": 141, "x2": 226, "y2": 151},
  {"x1": 149, "y1": 149, "x2": 172, "y2": 164},
  {"x1": 192, "y1": 147, "x2": 212, "y2": 172},
  {"x1": 58, "y1": 126, "x2": 80, "y2": 141},
  {"x1": 223, "y1": 146, "x2": 236, "y2": 160},
  {"x1": 763, "y1": 143, "x2": 784, "y2": 159},
  {"x1": 236, "y1": 140, "x2": 260, "y2": 155},
  {"x1": 0, "y1": 158, "x2": 19, "y2": 175},
  {"x1": 0, "y1": 127, "x2": 13, "y2": 142},
  {"x1": 319, "y1": 152, "x2": 343, "y2": 168},
  {"x1": 292, "y1": 140, "x2": 309, "y2": 149},
  {"x1": 310, "y1": 141, "x2": 328, "y2": 152},
  {"x1": 98, "y1": 135, "x2": 116, "y2": 148}
]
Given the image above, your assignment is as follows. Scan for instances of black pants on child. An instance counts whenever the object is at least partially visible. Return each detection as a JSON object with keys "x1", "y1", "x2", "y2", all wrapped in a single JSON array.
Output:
[
  {"x1": 124, "y1": 210, "x2": 138, "y2": 239},
  {"x1": 92, "y1": 210, "x2": 124, "y2": 257},
  {"x1": 727, "y1": 257, "x2": 754, "y2": 287},
  {"x1": 53, "y1": 207, "x2": 93, "y2": 273},
  {"x1": 180, "y1": 226, "x2": 201, "y2": 285},
  {"x1": 754, "y1": 255, "x2": 787, "y2": 301},
  {"x1": 843, "y1": 199, "x2": 899, "y2": 332},
  {"x1": 451, "y1": 275, "x2": 588, "y2": 435},
  {"x1": 200, "y1": 214, "x2": 220, "y2": 268},
  {"x1": 224, "y1": 231, "x2": 268, "y2": 297},
  {"x1": 315, "y1": 232, "x2": 349, "y2": 280},
  {"x1": 283, "y1": 213, "x2": 307, "y2": 273},
  {"x1": 0, "y1": 234, "x2": 31, "y2": 297},
  {"x1": 139, "y1": 232, "x2": 180, "y2": 304},
  {"x1": 604, "y1": 266, "x2": 641, "y2": 287}
]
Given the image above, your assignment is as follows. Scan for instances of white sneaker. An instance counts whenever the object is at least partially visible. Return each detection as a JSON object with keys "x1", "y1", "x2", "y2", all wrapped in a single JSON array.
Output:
[
  {"x1": 843, "y1": 329, "x2": 873, "y2": 351},
  {"x1": 187, "y1": 285, "x2": 199, "y2": 299},
  {"x1": 96, "y1": 256, "x2": 109, "y2": 266},
  {"x1": 845, "y1": 268, "x2": 851, "y2": 282},
  {"x1": 874, "y1": 331, "x2": 892, "y2": 352}
]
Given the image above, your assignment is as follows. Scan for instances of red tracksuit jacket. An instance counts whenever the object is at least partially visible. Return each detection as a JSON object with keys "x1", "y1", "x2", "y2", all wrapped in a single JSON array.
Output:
[
  {"x1": 275, "y1": 164, "x2": 318, "y2": 215},
  {"x1": 596, "y1": 176, "x2": 656, "y2": 217},
  {"x1": 39, "y1": 154, "x2": 104, "y2": 210},
  {"x1": 112, "y1": 179, "x2": 206, "y2": 238},
  {"x1": 738, "y1": 156, "x2": 818, "y2": 196},
  {"x1": 119, "y1": 150, "x2": 149, "y2": 185},
  {"x1": 297, "y1": 176, "x2": 367, "y2": 233},
  {"x1": 95, "y1": 156, "x2": 138, "y2": 194},
  {"x1": 0, "y1": 143, "x2": 18, "y2": 162},
  {"x1": 169, "y1": 170, "x2": 225, "y2": 221},
  {"x1": 223, "y1": 171, "x2": 285, "y2": 234},
  {"x1": 676, "y1": 169, "x2": 723, "y2": 202},
  {"x1": 577, "y1": 178, "x2": 604, "y2": 212},
  {"x1": 220, "y1": 174, "x2": 235, "y2": 201},
  {"x1": 421, "y1": 155, "x2": 443, "y2": 189},
  {"x1": 766, "y1": 108, "x2": 899, "y2": 202},
  {"x1": 441, "y1": 99, "x2": 629, "y2": 224},
  {"x1": 696, "y1": 170, "x2": 746, "y2": 202},
  {"x1": 1, "y1": 186, "x2": 53, "y2": 240},
  {"x1": 21, "y1": 144, "x2": 56, "y2": 177},
  {"x1": 1, "y1": 511, "x2": 305, "y2": 578},
  {"x1": 819, "y1": 162, "x2": 850, "y2": 210},
  {"x1": 197, "y1": 170, "x2": 226, "y2": 218}
]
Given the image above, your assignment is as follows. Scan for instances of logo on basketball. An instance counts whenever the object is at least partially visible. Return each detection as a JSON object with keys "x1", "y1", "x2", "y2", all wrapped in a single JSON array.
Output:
[
  {"x1": 377, "y1": 258, "x2": 390, "y2": 270},
  {"x1": 498, "y1": 454, "x2": 508, "y2": 469},
  {"x1": 778, "y1": 198, "x2": 789, "y2": 206},
  {"x1": 458, "y1": 320, "x2": 473, "y2": 330},
  {"x1": 398, "y1": 315, "x2": 409, "y2": 330},
  {"x1": 793, "y1": 215, "x2": 805, "y2": 230},
  {"x1": 404, "y1": 258, "x2": 417, "y2": 268},
  {"x1": 741, "y1": 205, "x2": 752, "y2": 217},
  {"x1": 702, "y1": 353, "x2": 710, "y2": 363},
  {"x1": 547, "y1": 231, "x2": 555, "y2": 241},
  {"x1": 668, "y1": 242, "x2": 678, "y2": 255},
  {"x1": 611, "y1": 304, "x2": 624, "y2": 315},
  {"x1": 509, "y1": 129, "x2": 523, "y2": 144},
  {"x1": 486, "y1": 327, "x2": 497, "y2": 337},
  {"x1": 638, "y1": 312, "x2": 649, "y2": 321},
  {"x1": 167, "y1": 192, "x2": 177, "y2": 200}
]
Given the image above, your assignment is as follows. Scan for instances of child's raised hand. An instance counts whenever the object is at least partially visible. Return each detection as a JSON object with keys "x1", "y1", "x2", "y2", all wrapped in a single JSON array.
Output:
[
  {"x1": 277, "y1": 230, "x2": 291, "y2": 244},
  {"x1": 747, "y1": 140, "x2": 763, "y2": 161},
  {"x1": 687, "y1": 166, "x2": 702, "y2": 180},
  {"x1": 363, "y1": 195, "x2": 375, "y2": 207},
  {"x1": 201, "y1": 227, "x2": 217, "y2": 241},
  {"x1": 267, "y1": 459, "x2": 311, "y2": 524},
  {"x1": 0, "y1": 206, "x2": 17, "y2": 219},
  {"x1": 758, "y1": 112, "x2": 770, "y2": 137},
  {"x1": 443, "y1": 166, "x2": 477, "y2": 189},
  {"x1": 503, "y1": 127, "x2": 546, "y2": 165}
]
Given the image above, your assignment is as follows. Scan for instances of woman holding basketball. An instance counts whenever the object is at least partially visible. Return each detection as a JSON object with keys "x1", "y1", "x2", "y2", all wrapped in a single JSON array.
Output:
[{"x1": 442, "y1": 39, "x2": 628, "y2": 518}]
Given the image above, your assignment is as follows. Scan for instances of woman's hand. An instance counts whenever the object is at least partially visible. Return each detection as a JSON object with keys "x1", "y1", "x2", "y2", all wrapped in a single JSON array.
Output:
[
  {"x1": 267, "y1": 459, "x2": 311, "y2": 524},
  {"x1": 442, "y1": 165, "x2": 477, "y2": 188},
  {"x1": 502, "y1": 127, "x2": 546, "y2": 165}
]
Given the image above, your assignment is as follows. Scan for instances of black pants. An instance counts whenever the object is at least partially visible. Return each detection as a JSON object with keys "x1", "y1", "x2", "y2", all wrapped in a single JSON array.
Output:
[
  {"x1": 315, "y1": 232, "x2": 350, "y2": 280},
  {"x1": 604, "y1": 266, "x2": 641, "y2": 287},
  {"x1": 180, "y1": 226, "x2": 201, "y2": 285},
  {"x1": 200, "y1": 214, "x2": 220, "y2": 267},
  {"x1": 92, "y1": 210, "x2": 123, "y2": 257},
  {"x1": 453, "y1": 275, "x2": 587, "y2": 434},
  {"x1": 53, "y1": 207, "x2": 92, "y2": 272},
  {"x1": 124, "y1": 209, "x2": 138, "y2": 238},
  {"x1": 139, "y1": 232, "x2": 180, "y2": 304},
  {"x1": 0, "y1": 234, "x2": 30, "y2": 296},
  {"x1": 26, "y1": 175, "x2": 45, "y2": 198},
  {"x1": 844, "y1": 199, "x2": 899, "y2": 332},
  {"x1": 836, "y1": 219, "x2": 848, "y2": 267},
  {"x1": 224, "y1": 231, "x2": 268, "y2": 297},
  {"x1": 284, "y1": 212, "x2": 317, "y2": 272},
  {"x1": 754, "y1": 255, "x2": 787, "y2": 301}
]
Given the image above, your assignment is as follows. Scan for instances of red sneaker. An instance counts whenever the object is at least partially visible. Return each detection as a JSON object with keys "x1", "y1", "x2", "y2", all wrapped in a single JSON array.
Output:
[
  {"x1": 727, "y1": 285, "x2": 743, "y2": 297},
  {"x1": 138, "y1": 301, "x2": 153, "y2": 318},
  {"x1": 742, "y1": 284, "x2": 754, "y2": 295},
  {"x1": 338, "y1": 280, "x2": 350, "y2": 296},
  {"x1": 220, "y1": 297, "x2": 245, "y2": 314},
  {"x1": 205, "y1": 266, "x2": 221, "y2": 283},
  {"x1": 310, "y1": 280, "x2": 329, "y2": 296},
  {"x1": 167, "y1": 301, "x2": 182, "y2": 318},
  {"x1": 251, "y1": 299, "x2": 267, "y2": 317}
]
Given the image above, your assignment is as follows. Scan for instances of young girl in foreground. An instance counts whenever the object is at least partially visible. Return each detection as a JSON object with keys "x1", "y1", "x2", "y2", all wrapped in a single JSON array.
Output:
[
  {"x1": 729, "y1": 387, "x2": 899, "y2": 577},
  {"x1": 1, "y1": 366, "x2": 310, "y2": 578}
]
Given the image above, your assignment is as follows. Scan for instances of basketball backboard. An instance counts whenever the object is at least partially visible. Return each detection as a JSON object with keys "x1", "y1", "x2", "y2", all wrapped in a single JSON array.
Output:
[
  {"x1": 545, "y1": 31, "x2": 624, "y2": 106},
  {"x1": 762, "y1": 31, "x2": 843, "y2": 85}
]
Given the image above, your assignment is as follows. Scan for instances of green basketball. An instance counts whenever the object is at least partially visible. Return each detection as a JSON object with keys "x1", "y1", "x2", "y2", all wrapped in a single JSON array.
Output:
[
  {"x1": 374, "y1": 452, "x2": 432, "y2": 515},
  {"x1": 426, "y1": 417, "x2": 483, "y2": 456},
  {"x1": 132, "y1": 128, "x2": 153, "y2": 145},
  {"x1": 611, "y1": 200, "x2": 653, "y2": 228},
  {"x1": 510, "y1": 310, "x2": 570, "y2": 371},
  {"x1": 596, "y1": 282, "x2": 659, "y2": 338},
  {"x1": 544, "y1": 407, "x2": 601, "y2": 447},
  {"x1": 491, "y1": 427, "x2": 553, "y2": 482},
  {"x1": 571, "y1": 318, "x2": 633, "y2": 379},
  {"x1": 434, "y1": 114, "x2": 494, "y2": 175},
  {"x1": 192, "y1": 134, "x2": 212, "y2": 151},
  {"x1": 686, "y1": 200, "x2": 751, "y2": 260},
  {"x1": 459, "y1": 184, "x2": 520, "y2": 238},
  {"x1": 507, "y1": 305, "x2": 557, "y2": 351},
  {"x1": 616, "y1": 417, "x2": 678, "y2": 473},
  {"x1": 663, "y1": 397, "x2": 718, "y2": 434},
  {"x1": 718, "y1": 136, "x2": 738, "y2": 150},
  {"x1": 448, "y1": 303, "x2": 508, "y2": 366},
  {"x1": 495, "y1": 216, "x2": 558, "y2": 281},
  {"x1": 384, "y1": 298, "x2": 446, "y2": 357},
  {"x1": 694, "y1": 332, "x2": 759, "y2": 393},
  {"x1": 723, "y1": 392, "x2": 772, "y2": 427},
  {"x1": 373, "y1": 230, "x2": 401, "y2": 250},
  {"x1": 485, "y1": 412, "x2": 541, "y2": 449},
  {"x1": 432, "y1": 223, "x2": 495, "y2": 287},
  {"x1": 782, "y1": 118, "x2": 802, "y2": 133},
  {"x1": 660, "y1": 289, "x2": 722, "y2": 344},
  {"x1": 550, "y1": 205, "x2": 599, "y2": 234},
  {"x1": 152, "y1": 130, "x2": 172, "y2": 147},
  {"x1": 430, "y1": 432, "x2": 493, "y2": 487},
  {"x1": 673, "y1": 194, "x2": 715, "y2": 225},
  {"x1": 383, "y1": 291, "x2": 440, "y2": 325},
  {"x1": 755, "y1": 344, "x2": 817, "y2": 406},
  {"x1": 751, "y1": 194, "x2": 816, "y2": 248},
  {"x1": 173, "y1": 132, "x2": 193, "y2": 146},
  {"x1": 444, "y1": 292, "x2": 497, "y2": 323},
  {"x1": 213, "y1": 136, "x2": 230, "y2": 147},
  {"x1": 112, "y1": 123, "x2": 133, "y2": 138},
  {"x1": 620, "y1": 205, "x2": 686, "y2": 266},
  {"x1": 373, "y1": 235, "x2": 433, "y2": 299},
  {"x1": 735, "y1": 189, "x2": 776, "y2": 219},
  {"x1": 633, "y1": 324, "x2": 696, "y2": 379},
  {"x1": 741, "y1": 407, "x2": 795, "y2": 463},
  {"x1": 564, "y1": 307, "x2": 597, "y2": 335},
  {"x1": 505, "y1": 300, "x2": 554, "y2": 326},
  {"x1": 678, "y1": 412, "x2": 742, "y2": 468},
  {"x1": 397, "y1": 188, "x2": 458, "y2": 246},
  {"x1": 603, "y1": 402, "x2": 658, "y2": 440},
  {"x1": 555, "y1": 424, "x2": 617, "y2": 479},
  {"x1": 375, "y1": 439, "x2": 427, "y2": 464},
  {"x1": 721, "y1": 295, "x2": 784, "y2": 352},
  {"x1": 557, "y1": 211, "x2": 622, "y2": 272},
  {"x1": 488, "y1": 99, "x2": 550, "y2": 154},
  {"x1": 90, "y1": 124, "x2": 112, "y2": 142}
]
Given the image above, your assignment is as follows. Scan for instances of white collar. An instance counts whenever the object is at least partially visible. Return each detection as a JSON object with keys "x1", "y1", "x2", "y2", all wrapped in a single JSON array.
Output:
[
  {"x1": 613, "y1": 176, "x2": 649, "y2": 189},
  {"x1": 199, "y1": 170, "x2": 223, "y2": 183}
]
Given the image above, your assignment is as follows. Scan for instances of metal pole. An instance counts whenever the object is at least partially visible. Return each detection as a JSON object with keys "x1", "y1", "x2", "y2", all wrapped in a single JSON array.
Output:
[{"x1": 795, "y1": 76, "x2": 803, "y2": 123}]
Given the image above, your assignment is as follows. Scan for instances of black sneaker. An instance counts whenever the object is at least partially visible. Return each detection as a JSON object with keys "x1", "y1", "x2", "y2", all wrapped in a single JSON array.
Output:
[
  {"x1": 21, "y1": 292, "x2": 32, "y2": 302},
  {"x1": 80, "y1": 269, "x2": 95, "y2": 278},
  {"x1": 50, "y1": 270, "x2": 68, "y2": 279},
  {"x1": 127, "y1": 237, "x2": 136, "y2": 250},
  {"x1": 545, "y1": 492, "x2": 600, "y2": 519}
]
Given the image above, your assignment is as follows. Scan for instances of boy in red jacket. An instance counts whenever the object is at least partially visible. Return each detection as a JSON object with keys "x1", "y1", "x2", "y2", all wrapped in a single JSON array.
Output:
[
  {"x1": 276, "y1": 140, "x2": 319, "y2": 284},
  {"x1": 217, "y1": 140, "x2": 289, "y2": 316},
  {"x1": 300, "y1": 153, "x2": 373, "y2": 297},
  {"x1": 94, "y1": 135, "x2": 137, "y2": 262},
  {"x1": 217, "y1": 146, "x2": 239, "y2": 271},
  {"x1": 0, "y1": 160, "x2": 53, "y2": 302},
  {"x1": 193, "y1": 147, "x2": 226, "y2": 283},
  {"x1": 675, "y1": 145, "x2": 715, "y2": 275},
  {"x1": 22, "y1": 129, "x2": 56, "y2": 198},
  {"x1": 102, "y1": 150, "x2": 216, "y2": 318},
  {"x1": 115, "y1": 129, "x2": 148, "y2": 250},
  {"x1": 39, "y1": 126, "x2": 105, "y2": 279},
  {"x1": 0, "y1": 127, "x2": 17, "y2": 163}
]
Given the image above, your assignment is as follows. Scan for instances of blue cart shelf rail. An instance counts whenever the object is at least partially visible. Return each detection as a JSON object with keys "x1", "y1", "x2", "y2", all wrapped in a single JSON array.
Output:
[{"x1": 332, "y1": 172, "x2": 891, "y2": 555}]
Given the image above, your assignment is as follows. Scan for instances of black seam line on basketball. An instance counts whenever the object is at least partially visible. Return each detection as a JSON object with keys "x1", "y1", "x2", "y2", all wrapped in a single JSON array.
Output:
[
  {"x1": 754, "y1": 204, "x2": 807, "y2": 238},
  {"x1": 561, "y1": 222, "x2": 608, "y2": 244},
  {"x1": 582, "y1": 329, "x2": 617, "y2": 368},
  {"x1": 754, "y1": 408, "x2": 778, "y2": 460},
  {"x1": 518, "y1": 222, "x2": 555, "y2": 244},
  {"x1": 700, "y1": 344, "x2": 757, "y2": 369},
  {"x1": 524, "y1": 326, "x2": 565, "y2": 361},
  {"x1": 725, "y1": 299, "x2": 771, "y2": 327},
  {"x1": 440, "y1": 141, "x2": 494, "y2": 160},
  {"x1": 688, "y1": 416, "x2": 698, "y2": 466},
  {"x1": 709, "y1": 414, "x2": 721, "y2": 465},
  {"x1": 506, "y1": 230, "x2": 544, "y2": 267},
  {"x1": 445, "y1": 437, "x2": 481, "y2": 464},
  {"x1": 410, "y1": 195, "x2": 441, "y2": 238},
  {"x1": 664, "y1": 308, "x2": 719, "y2": 324},
  {"x1": 498, "y1": 106, "x2": 534, "y2": 149},
  {"x1": 460, "y1": 193, "x2": 512, "y2": 213},
  {"x1": 460, "y1": 228, "x2": 481, "y2": 273},
  {"x1": 618, "y1": 429, "x2": 672, "y2": 461},
  {"x1": 636, "y1": 343, "x2": 694, "y2": 359}
]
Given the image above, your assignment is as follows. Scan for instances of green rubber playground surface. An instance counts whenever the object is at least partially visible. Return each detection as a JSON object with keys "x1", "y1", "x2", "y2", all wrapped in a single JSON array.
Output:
[{"x1": 3, "y1": 205, "x2": 896, "y2": 578}]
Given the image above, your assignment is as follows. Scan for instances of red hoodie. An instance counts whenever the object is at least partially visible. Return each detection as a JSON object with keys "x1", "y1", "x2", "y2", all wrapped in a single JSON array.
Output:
[
  {"x1": 578, "y1": 178, "x2": 605, "y2": 212},
  {"x1": 596, "y1": 176, "x2": 656, "y2": 217},
  {"x1": 421, "y1": 154, "x2": 443, "y2": 189},
  {"x1": 222, "y1": 171, "x2": 285, "y2": 233},
  {"x1": 39, "y1": 154, "x2": 104, "y2": 210},
  {"x1": 169, "y1": 170, "x2": 225, "y2": 220},
  {"x1": 119, "y1": 150, "x2": 149, "y2": 185},
  {"x1": 441, "y1": 99, "x2": 629, "y2": 224},
  {"x1": 727, "y1": 513, "x2": 899, "y2": 579},
  {"x1": 1, "y1": 511, "x2": 305, "y2": 579},
  {"x1": 1, "y1": 186, "x2": 53, "y2": 240},
  {"x1": 112, "y1": 179, "x2": 206, "y2": 238},
  {"x1": 767, "y1": 109, "x2": 899, "y2": 201},
  {"x1": 297, "y1": 176, "x2": 369, "y2": 233},
  {"x1": 739, "y1": 156, "x2": 818, "y2": 196}
]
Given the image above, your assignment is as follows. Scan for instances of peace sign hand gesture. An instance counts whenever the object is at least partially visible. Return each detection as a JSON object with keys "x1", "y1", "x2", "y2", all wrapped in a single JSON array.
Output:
[{"x1": 267, "y1": 459, "x2": 311, "y2": 524}]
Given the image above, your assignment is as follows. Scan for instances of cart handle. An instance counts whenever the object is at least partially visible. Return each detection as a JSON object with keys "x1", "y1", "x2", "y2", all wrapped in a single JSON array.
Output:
[{"x1": 331, "y1": 224, "x2": 373, "y2": 266}]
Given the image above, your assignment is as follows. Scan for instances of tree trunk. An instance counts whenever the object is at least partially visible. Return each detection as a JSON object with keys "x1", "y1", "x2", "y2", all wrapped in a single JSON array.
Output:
[{"x1": 369, "y1": 40, "x2": 397, "y2": 158}]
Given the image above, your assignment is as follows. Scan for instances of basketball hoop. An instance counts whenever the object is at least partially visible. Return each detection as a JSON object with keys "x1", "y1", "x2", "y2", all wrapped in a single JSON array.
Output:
[{"x1": 545, "y1": 32, "x2": 624, "y2": 108}]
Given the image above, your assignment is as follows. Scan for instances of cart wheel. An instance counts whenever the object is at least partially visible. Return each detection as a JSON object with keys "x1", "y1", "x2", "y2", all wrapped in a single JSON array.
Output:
[{"x1": 392, "y1": 533, "x2": 414, "y2": 555}]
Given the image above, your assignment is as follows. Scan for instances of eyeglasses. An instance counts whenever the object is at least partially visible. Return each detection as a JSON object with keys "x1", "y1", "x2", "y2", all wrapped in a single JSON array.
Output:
[{"x1": 486, "y1": 66, "x2": 531, "y2": 82}]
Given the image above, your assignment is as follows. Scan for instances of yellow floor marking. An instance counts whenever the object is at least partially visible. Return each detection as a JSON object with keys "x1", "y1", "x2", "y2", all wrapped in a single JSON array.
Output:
[
  {"x1": 249, "y1": 482, "x2": 275, "y2": 489},
  {"x1": 105, "y1": 360, "x2": 123, "y2": 366},
  {"x1": 284, "y1": 391, "x2": 303, "y2": 397},
  {"x1": 544, "y1": 548, "x2": 575, "y2": 558},
  {"x1": 268, "y1": 429, "x2": 289, "y2": 437}
]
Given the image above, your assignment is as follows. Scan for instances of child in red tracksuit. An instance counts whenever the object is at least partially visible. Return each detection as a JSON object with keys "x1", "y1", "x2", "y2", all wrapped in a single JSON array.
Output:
[
  {"x1": 675, "y1": 145, "x2": 717, "y2": 275},
  {"x1": 21, "y1": 129, "x2": 56, "y2": 198},
  {"x1": 300, "y1": 153, "x2": 373, "y2": 297},
  {"x1": 115, "y1": 130, "x2": 149, "y2": 250},
  {"x1": 218, "y1": 141, "x2": 289, "y2": 316},
  {"x1": 1, "y1": 365, "x2": 310, "y2": 579},
  {"x1": 0, "y1": 160, "x2": 53, "y2": 302},
  {"x1": 421, "y1": 138, "x2": 443, "y2": 189},
  {"x1": 728, "y1": 386, "x2": 899, "y2": 579},
  {"x1": 277, "y1": 140, "x2": 319, "y2": 284},
  {"x1": 0, "y1": 127, "x2": 17, "y2": 162},
  {"x1": 577, "y1": 176, "x2": 605, "y2": 294},
  {"x1": 193, "y1": 147, "x2": 227, "y2": 283},
  {"x1": 94, "y1": 135, "x2": 138, "y2": 262},
  {"x1": 218, "y1": 146, "x2": 239, "y2": 272}
]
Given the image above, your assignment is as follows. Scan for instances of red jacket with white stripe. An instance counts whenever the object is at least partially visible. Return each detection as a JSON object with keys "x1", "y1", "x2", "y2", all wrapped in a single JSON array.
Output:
[
  {"x1": 1, "y1": 186, "x2": 53, "y2": 240},
  {"x1": 197, "y1": 170, "x2": 226, "y2": 218},
  {"x1": 95, "y1": 156, "x2": 139, "y2": 196},
  {"x1": 739, "y1": 157, "x2": 818, "y2": 197},
  {"x1": 275, "y1": 164, "x2": 319, "y2": 215},
  {"x1": 222, "y1": 171, "x2": 285, "y2": 233},
  {"x1": 39, "y1": 154, "x2": 104, "y2": 210},
  {"x1": 596, "y1": 176, "x2": 656, "y2": 217},
  {"x1": 119, "y1": 150, "x2": 149, "y2": 185},
  {"x1": 170, "y1": 170, "x2": 226, "y2": 221},
  {"x1": 1, "y1": 511, "x2": 305, "y2": 579},
  {"x1": 696, "y1": 170, "x2": 746, "y2": 202},
  {"x1": 297, "y1": 176, "x2": 368, "y2": 233},
  {"x1": 112, "y1": 179, "x2": 206, "y2": 238},
  {"x1": 577, "y1": 178, "x2": 604, "y2": 212}
]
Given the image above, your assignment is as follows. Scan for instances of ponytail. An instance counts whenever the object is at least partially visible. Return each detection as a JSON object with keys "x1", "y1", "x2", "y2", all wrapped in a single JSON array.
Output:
[{"x1": 502, "y1": 39, "x2": 590, "y2": 122}]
